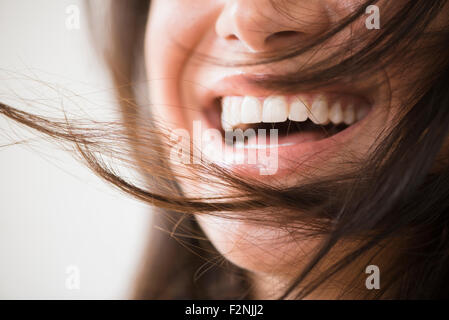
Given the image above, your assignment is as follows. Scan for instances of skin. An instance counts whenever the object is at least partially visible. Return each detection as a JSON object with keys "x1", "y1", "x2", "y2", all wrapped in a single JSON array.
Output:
[{"x1": 144, "y1": 0, "x2": 448, "y2": 298}]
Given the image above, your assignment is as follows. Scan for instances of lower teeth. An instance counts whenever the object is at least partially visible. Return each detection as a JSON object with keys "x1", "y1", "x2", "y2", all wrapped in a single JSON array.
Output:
[{"x1": 223, "y1": 120, "x2": 349, "y2": 146}]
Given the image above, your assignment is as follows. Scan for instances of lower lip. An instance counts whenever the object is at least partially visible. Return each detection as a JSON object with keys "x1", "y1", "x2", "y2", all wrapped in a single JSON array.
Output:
[{"x1": 199, "y1": 115, "x2": 368, "y2": 178}]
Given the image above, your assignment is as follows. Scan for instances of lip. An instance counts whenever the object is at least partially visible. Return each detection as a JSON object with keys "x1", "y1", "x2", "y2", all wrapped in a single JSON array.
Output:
[
  {"x1": 199, "y1": 109, "x2": 372, "y2": 178},
  {"x1": 193, "y1": 72, "x2": 380, "y2": 178}
]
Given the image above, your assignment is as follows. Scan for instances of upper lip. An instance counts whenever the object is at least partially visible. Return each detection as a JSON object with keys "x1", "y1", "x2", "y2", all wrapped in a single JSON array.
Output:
[{"x1": 199, "y1": 72, "x2": 375, "y2": 111}]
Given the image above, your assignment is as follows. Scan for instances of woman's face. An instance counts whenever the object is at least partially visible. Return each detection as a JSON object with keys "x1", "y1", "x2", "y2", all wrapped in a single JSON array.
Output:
[{"x1": 144, "y1": 0, "x2": 443, "y2": 289}]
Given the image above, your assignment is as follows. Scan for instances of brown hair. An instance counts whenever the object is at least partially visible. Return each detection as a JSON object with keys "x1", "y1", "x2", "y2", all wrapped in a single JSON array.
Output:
[{"x1": 2, "y1": 0, "x2": 449, "y2": 299}]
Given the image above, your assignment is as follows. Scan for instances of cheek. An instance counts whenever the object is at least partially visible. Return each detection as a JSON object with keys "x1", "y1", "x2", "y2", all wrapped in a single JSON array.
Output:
[
  {"x1": 145, "y1": 0, "x2": 219, "y2": 128},
  {"x1": 195, "y1": 214, "x2": 321, "y2": 275},
  {"x1": 145, "y1": 3, "x2": 189, "y2": 127}
]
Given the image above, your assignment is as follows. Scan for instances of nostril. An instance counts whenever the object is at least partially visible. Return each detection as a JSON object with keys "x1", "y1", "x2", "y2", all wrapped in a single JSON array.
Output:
[
  {"x1": 265, "y1": 30, "x2": 303, "y2": 48},
  {"x1": 271, "y1": 30, "x2": 299, "y2": 39},
  {"x1": 225, "y1": 34, "x2": 239, "y2": 41}
]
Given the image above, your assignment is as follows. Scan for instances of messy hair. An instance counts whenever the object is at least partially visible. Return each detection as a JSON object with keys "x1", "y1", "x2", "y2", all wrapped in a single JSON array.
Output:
[{"x1": 2, "y1": 0, "x2": 449, "y2": 299}]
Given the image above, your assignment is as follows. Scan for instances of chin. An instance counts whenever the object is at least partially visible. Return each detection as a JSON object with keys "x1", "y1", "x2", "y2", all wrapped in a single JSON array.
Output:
[{"x1": 195, "y1": 213, "x2": 320, "y2": 275}]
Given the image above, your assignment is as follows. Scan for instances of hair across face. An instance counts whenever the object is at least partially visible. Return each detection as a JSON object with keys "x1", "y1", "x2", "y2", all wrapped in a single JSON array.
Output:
[
  {"x1": 2, "y1": 0, "x2": 449, "y2": 299},
  {"x1": 143, "y1": 0, "x2": 449, "y2": 298}
]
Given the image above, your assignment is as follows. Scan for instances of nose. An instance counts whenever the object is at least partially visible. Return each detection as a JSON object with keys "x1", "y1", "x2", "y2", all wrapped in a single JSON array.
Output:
[{"x1": 215, "y1": 0, "x2": 331, "y2": 53}]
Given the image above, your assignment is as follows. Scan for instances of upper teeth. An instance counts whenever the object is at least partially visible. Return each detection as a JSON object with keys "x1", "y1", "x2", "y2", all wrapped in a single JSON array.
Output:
[{"x1": 221, "y1": 95, "x2": 370, "y2": 131}]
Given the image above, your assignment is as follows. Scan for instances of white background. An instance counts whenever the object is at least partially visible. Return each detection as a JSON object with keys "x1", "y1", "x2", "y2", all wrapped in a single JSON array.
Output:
[{"x1": 0, "y1": 0, "x2": 152, "y2": 299}]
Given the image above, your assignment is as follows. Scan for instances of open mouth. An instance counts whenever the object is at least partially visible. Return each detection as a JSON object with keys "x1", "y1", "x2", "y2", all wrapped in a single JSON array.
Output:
[
  {"x1": 191, "y1": 74, "x2": 377, "y2": 176},
  {"x1": 208, "y1": 93, "x2": 371, "y2": 146}
]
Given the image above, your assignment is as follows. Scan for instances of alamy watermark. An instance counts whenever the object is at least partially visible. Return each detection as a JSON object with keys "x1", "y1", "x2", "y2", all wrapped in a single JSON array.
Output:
[
  {"x1": 365, "y1": 264, "x2": 380, "y2": 290},
  {"x1": 65, "y1": 4, "x2": 80, "y2": 30},
  {"x1": 365, "y1": 5, "x2": 380, "y2": 30},
  {"x1": 65, "y1": 264, "x2": 80, "y2": 290},
  {"x1": 169, "y1": 120, "x2": 279, "y2": 175}
]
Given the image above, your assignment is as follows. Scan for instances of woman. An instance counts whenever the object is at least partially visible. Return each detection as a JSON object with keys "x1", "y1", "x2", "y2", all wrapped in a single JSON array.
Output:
[{"x1": 2, "y1": 0, "x2": 449, "y2": 299}]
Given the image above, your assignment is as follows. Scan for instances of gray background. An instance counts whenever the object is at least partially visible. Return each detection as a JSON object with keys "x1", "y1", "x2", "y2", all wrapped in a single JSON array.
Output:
[{"x1": 0, "y1": 0, "x2": 151, "y2": 299}]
